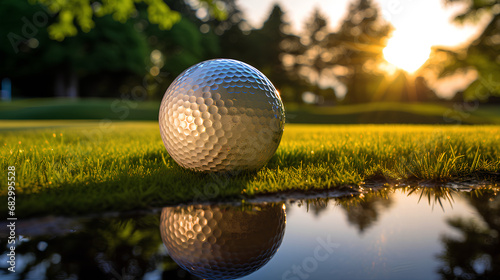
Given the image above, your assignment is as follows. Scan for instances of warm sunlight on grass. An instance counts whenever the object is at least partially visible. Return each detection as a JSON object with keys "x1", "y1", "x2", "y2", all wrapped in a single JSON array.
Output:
[
  {"x1": 383, "y1": 30, "x2": 432, "y2": 73},
  {"x1": 1, "y1": 121, "x2": 499, "y2": 217}
]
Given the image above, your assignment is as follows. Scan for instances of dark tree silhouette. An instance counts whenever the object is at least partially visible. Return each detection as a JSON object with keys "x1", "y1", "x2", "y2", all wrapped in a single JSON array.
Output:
[
  {"x1": 338, "y1": 190, "x2": 394, "y2": 234},
  {"x1": 435, "y1": 0, "x2": 500, "y2": 101},
  {"x1": 249, "y1": 5, "x2": 294, "y2": 97},
  {"x1": 294, "y1": 8, "x2": 331, "y2": 87},
  {"x1": 329, "y1": 0, "x2": 439, "y2": 103},
  {"x1": 437, "y1": 189, "x2": 500, "y2": 279},
  {"x1": 0, "y1": 0, "x2": 149, "y2": 98},
  {"x1": 329, "y1": 0, "x2": 392, "y2": 103},
  {"x1": 220, "y1": 4, "x2": 306, "y2": 102},
  {"x1": 0, "y1": 0, "x2": 220, "y2": 99},
  {"x1": 282, "y1": 7, "x2": 339, "y2": 104}
]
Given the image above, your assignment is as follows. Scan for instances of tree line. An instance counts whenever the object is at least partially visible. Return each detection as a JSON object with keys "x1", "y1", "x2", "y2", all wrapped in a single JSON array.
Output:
[{"x1": 0, "y1": 0, "x2": 498, "y2": 104}]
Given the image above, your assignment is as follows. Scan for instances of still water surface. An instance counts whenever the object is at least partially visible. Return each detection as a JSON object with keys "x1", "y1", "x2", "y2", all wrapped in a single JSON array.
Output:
[{"x1": 1, "y1": 187, "x2": 498, "y2": 279}]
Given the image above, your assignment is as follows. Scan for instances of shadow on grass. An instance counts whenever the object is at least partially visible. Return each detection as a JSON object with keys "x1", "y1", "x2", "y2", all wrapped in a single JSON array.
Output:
[
  {"x1": 13, "y1": 152, "x2": 259, "y2": 218},
  {"x1": 10, "y1": 149, "x2": 499, "y2": 218}
]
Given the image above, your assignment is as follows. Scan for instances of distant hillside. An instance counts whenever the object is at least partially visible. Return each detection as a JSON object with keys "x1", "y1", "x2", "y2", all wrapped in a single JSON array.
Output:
[{"x1": 1, "y1": 98, "x2": 499, "y2": 124}]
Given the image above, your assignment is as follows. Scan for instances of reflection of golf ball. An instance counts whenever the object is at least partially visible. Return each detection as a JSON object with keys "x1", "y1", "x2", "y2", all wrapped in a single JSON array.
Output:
[
  {"x1": 159, "y1": 59, "x2": 285, "y2": 172},
  {"x1": 160, "y1": 204, "x2": 286, "y2": 280}
]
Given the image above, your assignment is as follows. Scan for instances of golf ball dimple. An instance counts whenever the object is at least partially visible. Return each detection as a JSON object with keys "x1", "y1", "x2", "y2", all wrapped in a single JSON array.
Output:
[
  {"x1": 160, "y1": 204, "x2": 286, "y2": 280},
  {"x1": 159, "y1": 59, "x2": 285, "y2": 172}
]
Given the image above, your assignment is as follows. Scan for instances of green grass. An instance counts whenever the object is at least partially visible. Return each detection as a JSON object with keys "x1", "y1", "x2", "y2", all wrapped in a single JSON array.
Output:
[
  {"x1": 1, "y1": 121, "x2": 499, "y2": 218},
  {"x1": 2, "y1": 98, "x2": 500, "y2": 124},
  {"x1": 285, "y1": 102, "x2": 500, "y2": 124},
  {"x1": 0, "y1": 98, "x2": 160, "y2": 120}
]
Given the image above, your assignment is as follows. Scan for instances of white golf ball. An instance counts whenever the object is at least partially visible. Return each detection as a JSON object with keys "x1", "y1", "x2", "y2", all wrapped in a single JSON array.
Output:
[
  {"x1": 160, "y1": 204, "x2": 286, "y2": 279},
  {"x1": 159, "y1": 59, "x2": 285, "y2": 172}
]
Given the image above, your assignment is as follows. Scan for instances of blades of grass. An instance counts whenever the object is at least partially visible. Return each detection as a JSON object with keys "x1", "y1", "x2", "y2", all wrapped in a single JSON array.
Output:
[
  {"x1": 161, "y1": 152, "x2": 168, "y2": 167},
  {"x1": 407, "y1": 187, "x2": 417, "y2": 197},
  {"x1": 437, "y1": 196, "x2": 444, "y2": 212},
  {"x1": 446, "y1": 191, "x2": 454, "y2": 209},
  {"x1": 418, "y1": 188, "x2": 425, "y2": 204},
  {"x1": 470, "y1": 146, "x2": 481, "y2": 172}
]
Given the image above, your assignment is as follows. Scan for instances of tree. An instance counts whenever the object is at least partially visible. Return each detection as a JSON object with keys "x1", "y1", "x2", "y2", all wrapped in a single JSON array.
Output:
[
  {"x1": 138, "y1": 1, "x2": 222, "y2": 98},
  {"x1": 30, "y1": 0, "x2": 226, "y2": 41},
  {"x1": 0, "y1": 0, "x2": 149, "y2": 98},
  {"x1": 251, "y1": 5, "x2": 289, "y2": 78},
  {"x1": 435, "y1": 0, "x2": 500, "y2": 101},
  {"x1": 0, "y1": 0, "x2": 223, "y2": 98},
  {"x1": 294, "y1": 8, "x2": 331, "y2": 87},
  {"x1": 219, "y1": 4, "x2": 306, "y2": 102},
  {"x1": 216, "y1": 1, "x2": 252, "y2": 61},
  {"x1": 328, "y1": 0, "x2": 392, "y2": 103},
  {"x1": 251, "y1": 4, "x2": 307, "y2": 102},
  {"x1": 437, "y1": 189, "x2": 500, "y2": 279},
  {"x1": 278, "y1": 8, "x2": 340, "y2": 104},
  {"x1": 339, "y1": 190, "x2": 394, "y2": 234}
]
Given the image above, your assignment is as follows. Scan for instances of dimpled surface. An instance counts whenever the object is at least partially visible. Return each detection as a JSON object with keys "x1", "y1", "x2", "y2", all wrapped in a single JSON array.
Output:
[
  {"x1": 160, "y1": 204, "x2": 286, "y2": 280},
  {"x1": 159, "y1": 59, "x2": 285, "y2": 172}
]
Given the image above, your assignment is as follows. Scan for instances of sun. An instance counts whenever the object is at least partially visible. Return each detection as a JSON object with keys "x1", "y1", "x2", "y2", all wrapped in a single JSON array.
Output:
[{"x1": 383, "y1": 31, "x2": 432, "y2": 73}]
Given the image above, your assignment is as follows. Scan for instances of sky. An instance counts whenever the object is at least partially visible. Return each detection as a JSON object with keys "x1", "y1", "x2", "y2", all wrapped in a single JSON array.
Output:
[
  {"x1": 236, "y1": 0, "x2": 490, "y2": 98},
  {"x1": 238, "y1": 0, "x2": 483, "y2": 47}
]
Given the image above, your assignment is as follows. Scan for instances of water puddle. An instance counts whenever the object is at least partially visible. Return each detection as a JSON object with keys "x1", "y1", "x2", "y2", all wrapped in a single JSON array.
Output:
[{"x1": 1, "y1": 186, "x2": 499, "y2": 280}]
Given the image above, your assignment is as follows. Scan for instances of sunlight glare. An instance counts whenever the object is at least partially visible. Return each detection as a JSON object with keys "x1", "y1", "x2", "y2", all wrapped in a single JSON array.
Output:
[{"x1": 383, "y1": 30, "x2": 432, "y2": 73}]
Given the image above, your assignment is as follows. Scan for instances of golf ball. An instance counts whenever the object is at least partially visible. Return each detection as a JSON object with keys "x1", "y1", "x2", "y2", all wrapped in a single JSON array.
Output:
[
  {"x1": 160, "y1": 204, "x2": 286, "y2": 280},
  {"x1": 159, "y1": 59, "x2": 285, "y2": 172}
]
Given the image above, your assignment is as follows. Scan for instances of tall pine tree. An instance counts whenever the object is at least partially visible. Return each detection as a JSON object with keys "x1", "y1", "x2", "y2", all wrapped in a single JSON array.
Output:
[{"x1": 328, "y1": 0, "x2": 391, "y2": 103}]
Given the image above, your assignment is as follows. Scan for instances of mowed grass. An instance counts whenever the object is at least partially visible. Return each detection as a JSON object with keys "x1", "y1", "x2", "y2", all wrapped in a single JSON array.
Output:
[
  {"x1": 2, "y1": 98, "x2": 500, "y2": 124},
  {"x1": 1, "y1": 121, "x2": 499, "y2": 217}
]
